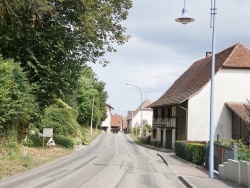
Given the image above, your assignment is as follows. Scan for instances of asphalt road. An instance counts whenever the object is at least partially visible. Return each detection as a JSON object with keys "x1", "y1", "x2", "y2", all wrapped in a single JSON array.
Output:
[{"x1": 0, "y1": 133, "x2": 185, "y2": 188}]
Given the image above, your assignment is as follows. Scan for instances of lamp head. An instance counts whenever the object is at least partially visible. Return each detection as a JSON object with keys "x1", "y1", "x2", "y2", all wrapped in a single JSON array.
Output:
[{"x1": 175, "y1": 6, "x2": 195, "y2": 24}]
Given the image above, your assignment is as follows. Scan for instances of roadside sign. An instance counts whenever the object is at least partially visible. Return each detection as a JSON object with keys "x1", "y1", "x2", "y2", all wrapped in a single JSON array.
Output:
[{"x1": 43, "y1": 128, "x2": 53, "y2": 138}]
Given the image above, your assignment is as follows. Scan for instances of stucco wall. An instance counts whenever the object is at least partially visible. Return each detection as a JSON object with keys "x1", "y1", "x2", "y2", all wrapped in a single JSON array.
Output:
[
  {"x1": 101, "y1": 105, "x2": 112, "y2": 133},
  {"x1": 132, "y1": 109, "x2": 153, "y2": 130},
  {"x1": 188, "y1": 68, "x2": 250, "y2": 141}
]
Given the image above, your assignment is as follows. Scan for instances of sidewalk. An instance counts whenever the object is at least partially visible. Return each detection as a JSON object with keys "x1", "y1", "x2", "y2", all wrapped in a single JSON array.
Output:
[{"x1": 144, "y1": 145, "x2": 246, "y2": 188}]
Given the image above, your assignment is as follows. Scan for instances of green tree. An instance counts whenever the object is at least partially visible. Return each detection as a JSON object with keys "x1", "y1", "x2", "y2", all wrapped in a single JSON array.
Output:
[
  {"x1": 0, "y1": 0, "x2": 132, "y2": 108},
  {"x1": 77, "y1": 66, "x2": 107, "y2": 127},
  {"x1": 0, "y1": 57, "x2": 37, "y2": 141}
]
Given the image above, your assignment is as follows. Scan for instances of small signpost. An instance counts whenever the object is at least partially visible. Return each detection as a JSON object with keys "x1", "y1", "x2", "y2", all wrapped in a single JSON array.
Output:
[{"x1": 42, "y1": 128, "x2": 53, "y2": 147}]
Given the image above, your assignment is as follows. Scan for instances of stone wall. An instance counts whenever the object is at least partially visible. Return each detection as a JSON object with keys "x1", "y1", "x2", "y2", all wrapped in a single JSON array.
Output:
[{"x1": 219, "y1": 159, "x2": 250, "y2": 187}]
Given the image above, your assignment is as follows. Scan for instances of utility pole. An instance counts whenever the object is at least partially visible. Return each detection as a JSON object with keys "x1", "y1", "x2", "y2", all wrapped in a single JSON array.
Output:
[{"x1": 90, "y1": 96, "x2": 94, "y2": 135}]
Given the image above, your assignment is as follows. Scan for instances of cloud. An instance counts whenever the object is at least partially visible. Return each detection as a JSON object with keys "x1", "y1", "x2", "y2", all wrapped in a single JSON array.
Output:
[{"x1": 89, "y1": 0, "x2": 250, "y2": 115}]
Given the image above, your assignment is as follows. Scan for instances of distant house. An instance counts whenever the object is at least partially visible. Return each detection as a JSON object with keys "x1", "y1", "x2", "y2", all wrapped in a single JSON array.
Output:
[
  {"x1": 149, "y1": 43, "x2": 250, "y2": 149},
  {"x1": 126, "y1": 99, "x2": 153, "y2": 134},
  {"x1": 100, "y1": 103, "x2": 114, "y2": 133},
  {"x1": 111, "y1": 114, "x2": 122, "y2": 133}
]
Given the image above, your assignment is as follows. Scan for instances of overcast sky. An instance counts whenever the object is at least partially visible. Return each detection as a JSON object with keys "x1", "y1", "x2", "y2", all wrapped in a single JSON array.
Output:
[{"x1": 88, "y1": 0, "x2": 250, "y2": 116}]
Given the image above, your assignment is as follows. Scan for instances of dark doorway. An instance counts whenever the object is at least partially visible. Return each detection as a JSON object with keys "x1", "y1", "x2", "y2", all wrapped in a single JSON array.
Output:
[
  {"x1": 166, "y1": 129, "x2": 172, "y2": 149},
  {"x1": 161, "y1": 130, "x2": 163, "y2": 145}
]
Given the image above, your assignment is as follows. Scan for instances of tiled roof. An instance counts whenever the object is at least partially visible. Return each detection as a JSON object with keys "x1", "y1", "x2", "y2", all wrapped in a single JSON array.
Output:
[
  {"x1": 150, "y1": 43, "x2": 250, "y2": 108},
  {"x1": 111, "y1": 114, "x2": 122, "y2": 127},
  {"x1": 226, "y1": 102, "x2": 250, "y2": 124}
]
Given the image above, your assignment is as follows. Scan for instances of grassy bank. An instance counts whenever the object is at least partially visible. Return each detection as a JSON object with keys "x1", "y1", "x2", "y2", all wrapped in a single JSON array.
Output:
[
  {"x1": 129, "y1": 134, "x2": 146, "y2": 145},
  {"x1": 0, "y1": 128, "x2": 102, "y2": 180}
]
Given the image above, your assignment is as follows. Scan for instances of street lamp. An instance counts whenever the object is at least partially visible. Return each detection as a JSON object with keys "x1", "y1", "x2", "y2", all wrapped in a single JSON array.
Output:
[
  {"x1": 176, "y1": 0, "x2": 216, "y2": 179},
  {"x1": 123, "y1": 97, "x2": 134, "y2": 134},
  {"x1": 126, "y1": 83, "x2": 143, "y2": 137},
  {"x1": 175, "y1": 0, "x2": 194, "y2": 24}
]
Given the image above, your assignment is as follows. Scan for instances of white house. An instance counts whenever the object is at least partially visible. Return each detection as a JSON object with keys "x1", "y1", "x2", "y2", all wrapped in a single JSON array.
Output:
[
  {"x1": 101, "y1": 103, "x2": 114, "y2": 133},
  {"x1": 149, "y1": 43, "x2": 250, "y2": 149},
  {"x1": 126, "y1": 99, "x2": 153, "y2": 134}
]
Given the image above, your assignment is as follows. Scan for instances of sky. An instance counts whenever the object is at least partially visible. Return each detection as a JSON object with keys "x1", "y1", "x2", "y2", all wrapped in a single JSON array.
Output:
[{"x1": 88, "y1": 0, "x2": 250, "y2": 116}]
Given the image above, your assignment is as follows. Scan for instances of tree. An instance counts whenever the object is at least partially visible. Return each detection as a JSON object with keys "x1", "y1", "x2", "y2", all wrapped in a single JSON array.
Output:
[
  {"x1": 77, "y1": 66, "x2": 107, "y2": 127},
  {"x1": 0, "y1": 0, "x2": 132, "y2": 108},
  {"x1": 0, "y1": 57, "x2": 37, "y2": 141}
]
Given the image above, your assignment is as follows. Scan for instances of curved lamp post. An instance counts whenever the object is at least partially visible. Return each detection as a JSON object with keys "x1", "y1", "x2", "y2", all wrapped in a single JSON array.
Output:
[
  {"x1": 176, "y1": 0, "x2": 216, "y2": 179},
  {"x1": 126, "y1": 83, "x2": 143, "y2": 137},
  {"x1": 123, "y1": 97, "x2": 134, "y2": 134}
]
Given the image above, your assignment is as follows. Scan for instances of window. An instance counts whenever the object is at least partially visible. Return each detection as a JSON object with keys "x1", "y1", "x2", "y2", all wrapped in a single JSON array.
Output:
[
  {"x1": 167, "y1": 107, "x2": 172, "y2": 118},
  {"x1": 161, "y1": 108, "x2": 165, "y2": 118},
  {"x1": 153, "y1": 109, "x2": 158, "y2": 118}
]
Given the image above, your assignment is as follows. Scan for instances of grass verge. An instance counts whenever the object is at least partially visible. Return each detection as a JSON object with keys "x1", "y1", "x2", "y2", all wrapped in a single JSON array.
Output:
[
  {"x1": 129, "y1": 134, "x2": 145, "y2": 145},
  {"x1": 0, "y1": 128, "x2": 102, "y2": 180}
]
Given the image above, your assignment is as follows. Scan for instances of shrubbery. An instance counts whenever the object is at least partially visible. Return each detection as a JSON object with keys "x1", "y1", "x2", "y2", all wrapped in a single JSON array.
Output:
[
  {"x1": 0, "y1": 133, "x2": 20, "y2": 160},
  {"x1": 53, "y1": 135, "x2": 74, "y2": 149},
  {"x1": 216, "y1": 139, "x2": 250, "y2": 162},
  {"x1": 175, "y1": 141, "x2": 206, "y2": 165},
  {"x1": 0, "y1": 58, "x2": 37, "y2": 142}
]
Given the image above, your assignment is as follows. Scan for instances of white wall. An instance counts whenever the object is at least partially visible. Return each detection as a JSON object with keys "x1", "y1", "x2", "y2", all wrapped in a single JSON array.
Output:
[
  {"x1": 188, "y1": 69, "x2": 250, "y2": 141},
  {"x1": 101, "y1": 105, "x2": 112, "y2": 133},
  {"x1": 132, "y1": 109, "x2": 153, "y2": 130},
  {"x1": 143, "y1": 109, "x2": 153, "y2": 127}
]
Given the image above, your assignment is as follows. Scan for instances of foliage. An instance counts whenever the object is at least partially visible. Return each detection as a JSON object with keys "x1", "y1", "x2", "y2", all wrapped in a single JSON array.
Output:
[
  {"x1": 0, "y1": 58, "x2": 37, "y2": 141},
  {"x1": 143, "y1": 123, "x2": 151, "y2": 136},
  {"x1": 40, "y1": 99, "x2": 83, "y2": 138},
  {"x1": 216, "y1": 138, "x2": 250, "y2": 162},
  {"x1": 146, "y1": 135, "x2": 151, "y2": 144},
  {"x1": 23, "y1": 134, "x2": 42, "y2": 147},
  {"x1": 0, "y1": 0, "x2": 132, "y2": 109},
  {"x1": 175, "y1": 141, "x2": 206, "y2": 165},
  {"x1": 129, "y1": 134, "x2": 145, "y2": 145},
  {"x1": 53, "y1": 135, "x2": 74, "y2": 149},
  {"x1": 0, "y1": 132, "x2": 20, "y2": 161},
  {"x1": 132, "y1": 127, "x2": 140, "y2": 137},
  {"x1": 76, "y1": 66, "x2": 108, "y2": 127}
]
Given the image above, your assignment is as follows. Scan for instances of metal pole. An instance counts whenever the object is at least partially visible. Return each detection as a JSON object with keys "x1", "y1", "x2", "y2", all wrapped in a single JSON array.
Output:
[
  {"x1": 209, "y1": 0, "x2": 216, "y2": 179},
  {"x1": 90, "y1": 96, "x2": 94, "y2": 135}
]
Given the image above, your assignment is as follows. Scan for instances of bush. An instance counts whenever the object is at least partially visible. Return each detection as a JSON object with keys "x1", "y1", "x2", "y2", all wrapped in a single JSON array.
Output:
[
  {"x1": 132, "y1": 127, "x2": 140, "y2": 137},
  {"x1": 146, "y1": 136, "x2": 151, "y2": 144},
  {"x1": 175, "y1": 141, "x2": 206, "y2": 165},
  {"x1": 217, "y1": 139, "x2": 250, "y2": 162},
  {"x1": 0, "y1": 133, "x2": 20, "y2": 160},
  {"x1": 40, "y1": 99, "x2": 84, "y2": 139},
  {"x1": 53, "y1": 135, "x2": 74, "y2": 149},
  {"x1": 23, "y1": 134, "x2": 42, "y2": 147}
]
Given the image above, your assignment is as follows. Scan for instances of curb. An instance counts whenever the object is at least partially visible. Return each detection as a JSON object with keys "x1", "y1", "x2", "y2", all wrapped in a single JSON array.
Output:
[{"x1": 157, "y1": 153, "x2": 197, "y2": 188}]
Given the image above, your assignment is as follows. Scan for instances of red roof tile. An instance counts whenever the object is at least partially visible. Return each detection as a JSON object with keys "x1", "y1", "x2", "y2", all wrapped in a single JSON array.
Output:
[
  {"x1": 111, "y1": 114, "x2": 122, "y2": 127},
  {"x1": 226, "y1": 102, "x2": 250, "y2": 124},
  {"x1": 150, "y1": 43, "x2": 250, "y2": 107}
]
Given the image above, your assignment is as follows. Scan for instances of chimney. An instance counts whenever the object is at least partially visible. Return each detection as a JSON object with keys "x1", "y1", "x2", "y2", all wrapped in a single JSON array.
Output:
[{"x1": 206, "y1": 52, "x2": 212, "y2": 57}]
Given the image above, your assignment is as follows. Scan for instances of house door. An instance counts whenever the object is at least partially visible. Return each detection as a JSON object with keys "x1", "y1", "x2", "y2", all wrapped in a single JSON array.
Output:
[
  {"x1": 166, "y1": 129, "x2": 172, "y2": 149},
  {"x1": 160, "y1": 130, "x2": 163, "y2": 145}
]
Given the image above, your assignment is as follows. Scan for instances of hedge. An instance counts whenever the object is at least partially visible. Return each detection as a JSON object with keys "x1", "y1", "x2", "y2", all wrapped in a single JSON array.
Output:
[{"x1": 175, "y1": 141, "x2": 206, "y2": 165}]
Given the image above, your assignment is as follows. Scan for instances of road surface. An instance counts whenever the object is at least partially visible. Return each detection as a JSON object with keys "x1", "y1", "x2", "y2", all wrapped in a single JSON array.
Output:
[{"x1": 0, "y1": 133, "x2": 185, "y2": 188}]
